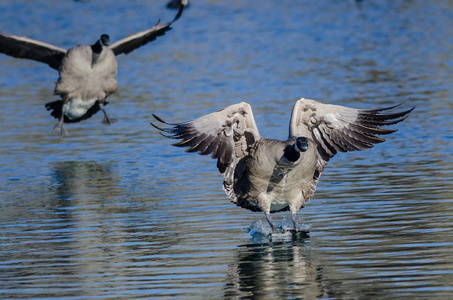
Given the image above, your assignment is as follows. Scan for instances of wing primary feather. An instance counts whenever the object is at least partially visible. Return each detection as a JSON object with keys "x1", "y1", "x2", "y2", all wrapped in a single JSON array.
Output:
[
  {"x1": 172, "y1": 136, "x2": 198, "y2": 148},
  {"x1": 208, "y1": 139, "x2": 221, "y2": 159},
  {"x1": 186, "y1": 133, "x2": 209, "y2": 152},
  {"x1": 358, "y1": 107, "x2": 414, "y2": 121},
  {"x1": 159, "y1": 132, "x2": 182, "y2": 139},
  {"x1": 357, "y1": 115, "x2": 410, "y2": 127},
  {"x1": 339, "y1": 129, "x2": 373, "y2": 150},
  {"x1": 348, "y1": 123, "x2": 397, "y2": 136},
  {"x1": 359, "y1": 99, "x2": 413, "y2": 113},
  {"x1": 196, "y1": 135, "x2": 217, "y2": 155},
  {"x1": 318, "y1": 125, "x2": 346, "y2": 152},
  {"x1": 329, "y1": 128, "x2": 363, "y2": 151},
  {"x1": 151, "y1": 115, "x2": 198, "y2": 140},
  {"x1": 212, "y1": 138, "x2": 227, "y2": 159},
  {"x1": 172, "y1": 4, "x2": 185, "y2": 22},
  {"x1": 151, "y1": 114, "x2": 169, "y2": 125},
  {"x1": 328, "y1": 130, "x2": 360, "y2": 151},
  {"x1": 0, "y1": 32, "x2": 66, "y2": 70},
  {"x1": 343, "y1": 127, "x2": 386, "y2": 144},
  {"x1": 221, "y1": 143, "x2": 234, "y2": 165},
  {"x1": 152, "y1": 114, "x2": 192, "y2": 127}
]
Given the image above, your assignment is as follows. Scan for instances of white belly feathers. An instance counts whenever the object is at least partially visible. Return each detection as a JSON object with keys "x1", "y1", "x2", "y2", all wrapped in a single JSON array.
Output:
[{"x1": 63, "y1": 97, "x2": 98, "y2": 120}]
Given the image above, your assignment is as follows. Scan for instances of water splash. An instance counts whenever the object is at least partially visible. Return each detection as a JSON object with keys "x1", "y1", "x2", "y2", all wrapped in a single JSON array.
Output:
[{"x1": 248, "y1": 217, "x2": 311, "y2": 242}]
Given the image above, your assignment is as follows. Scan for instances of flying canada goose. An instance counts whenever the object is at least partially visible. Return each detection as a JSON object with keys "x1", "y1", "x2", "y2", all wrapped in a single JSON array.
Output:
[
  {"x1": 152, "y1": 98, "x2": 414, "y2": 234},
  {"x1": 0, "y1": 6, "x2": 184, "y2": 136}
]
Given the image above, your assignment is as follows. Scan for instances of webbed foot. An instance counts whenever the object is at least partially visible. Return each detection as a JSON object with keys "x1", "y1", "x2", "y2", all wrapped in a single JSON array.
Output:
[
  {"x1": 101, "y1": 115, "x2": 118, "y2": 125},
  {"x1": 53, "y1": 122, "x2": 69, "y2": 136}
]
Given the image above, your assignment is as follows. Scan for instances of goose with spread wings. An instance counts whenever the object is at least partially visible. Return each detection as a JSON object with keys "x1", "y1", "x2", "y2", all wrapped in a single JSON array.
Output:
[
  {"x1": 152, "y1": 99, "x2": 414, "y2": 233},
  {"x1": 0, "y1": 6, "x2": 184, "y2": 136}
]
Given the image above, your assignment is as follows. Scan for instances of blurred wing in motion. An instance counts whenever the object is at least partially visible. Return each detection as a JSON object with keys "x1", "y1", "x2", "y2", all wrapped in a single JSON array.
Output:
[{"x1": 0, "y1": 32, "x2": 66, "y2": 70}]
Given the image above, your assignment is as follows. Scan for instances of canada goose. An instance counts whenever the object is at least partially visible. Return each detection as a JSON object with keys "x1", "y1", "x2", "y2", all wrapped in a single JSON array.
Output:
[
  {"x1": 0, "y1": 6, "x2": 184, "y2": 136},
  {"x1": 152, "y1": 98, "x2": 414, "y2": 234}
]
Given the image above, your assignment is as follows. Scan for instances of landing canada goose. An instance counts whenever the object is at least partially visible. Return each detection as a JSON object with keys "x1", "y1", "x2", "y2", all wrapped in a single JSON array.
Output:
[
  {"x1": 152, "y1": 98, "x2": 414, "y2": 234},
  {"x1": 0, "y1": 6, "x2": 184, "y2": 136}
]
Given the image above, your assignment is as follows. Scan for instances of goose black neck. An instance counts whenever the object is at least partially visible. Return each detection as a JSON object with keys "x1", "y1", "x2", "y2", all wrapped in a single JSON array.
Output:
[
  {"x1": 91, "y1": 40, "x2": 103, "y2": 54},
  {"x1": 283, "y1": 145, "x2": 300, "y2": 162}
]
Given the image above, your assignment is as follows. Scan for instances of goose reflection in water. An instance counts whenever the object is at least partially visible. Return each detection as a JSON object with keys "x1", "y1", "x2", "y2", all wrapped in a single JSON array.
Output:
[
  {"x1": 225, "y1": 241, "x2": 324, "y2": 299},
  {"x1": 51, "y1": 161, "x2": 121, "y2": 219}
]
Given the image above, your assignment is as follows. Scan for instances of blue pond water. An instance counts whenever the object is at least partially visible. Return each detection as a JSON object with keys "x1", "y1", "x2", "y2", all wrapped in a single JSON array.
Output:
[{"x1": 1, "y1": 0, "x2": 453, "y2": 298}]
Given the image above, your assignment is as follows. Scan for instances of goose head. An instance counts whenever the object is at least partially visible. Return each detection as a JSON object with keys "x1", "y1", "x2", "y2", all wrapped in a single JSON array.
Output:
[
  {"x1": 294, "y1": 137, "x2": 308, "y2": 152},
  {"x1": 91, "y1": 34, "x2": 110, "y2": 54},
  {"x1": 284, "y1": 137, "x2": 309, "y2": 162},
  {"x1": 100, "y1": 34, "x2": 110, "y2": 47}
]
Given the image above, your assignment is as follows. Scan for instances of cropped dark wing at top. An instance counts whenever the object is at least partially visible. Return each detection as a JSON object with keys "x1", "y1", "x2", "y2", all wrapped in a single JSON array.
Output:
[
  {"x1": 0, "y1": 32, "x2": 66, "y2": 70},
  {"x1": 289, "y1": 98, "x2": 414, "y2": 197},
  {"x1": 110, "y1": 5, "x2": 184, "y2": 56},
  {"x1": 151, "y1": 102, "x2": 261, "y2": 186}
]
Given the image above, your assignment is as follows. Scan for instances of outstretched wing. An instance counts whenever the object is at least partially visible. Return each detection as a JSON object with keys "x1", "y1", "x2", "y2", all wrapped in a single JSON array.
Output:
[
  {"x1": 0, "y1": 32, "x2": 66, "y2": 70},
  {"x1": 289, "y1": 98, "x2": 414, "y2": 197},
  {"x1": 152, "y1": 102, "x2": 261, "y2": 197},
  {"x1": 110, "y1": 5, "x2": 184, "y2": 56}
]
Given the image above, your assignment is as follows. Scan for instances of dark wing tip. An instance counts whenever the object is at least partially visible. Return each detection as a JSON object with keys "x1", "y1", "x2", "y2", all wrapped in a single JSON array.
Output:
[
  {"x1": 360, "y1": 98, "x2": 415, "y2": 114},
  {"x1": 150, "y1": 121, "x2": 162, "y2": 131},
  {"x1": 172, "y1": 4, "x2": 185, "y2": 23},
  {"x1": 152, "y1": 113, "x2": 167, "y2": 125},
  {"x1": 150, "y1": 114, "x2": 169, "y2": 132},
  {"x1": 356, "y1": 100, "x2": 415, "y2": 131},
  {"x1": 150, "y1": 115, "x2": 182, "y2": 140}
]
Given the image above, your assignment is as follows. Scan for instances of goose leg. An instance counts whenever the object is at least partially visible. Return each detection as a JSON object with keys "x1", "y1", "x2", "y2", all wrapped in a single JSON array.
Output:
[
  {"x1": 265, "y1": 213, "x2": 284, "y2": 234},
  {"x1": 291, "y1": 213, "x2": 299, "y2": 233},
  {"x1": 53, "y1": 105, "x2": 69, "y2": 136},
  {"x1": 100, "y1": 102, "x2": 117, "y2": 125}
]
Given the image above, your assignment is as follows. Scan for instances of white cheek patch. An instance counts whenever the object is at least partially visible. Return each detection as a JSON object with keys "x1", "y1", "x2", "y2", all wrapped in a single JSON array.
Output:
[{"x1": 294, "y1": 141, "x2": 303, "y2": 152}]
